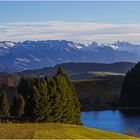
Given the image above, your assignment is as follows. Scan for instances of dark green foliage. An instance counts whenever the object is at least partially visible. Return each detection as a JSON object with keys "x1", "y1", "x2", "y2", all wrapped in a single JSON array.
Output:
[
  {"x1": 31, "y1": 79, "x2": 49, "y2": 122},
  {"x1": 54, "y1": 67, "x2": 81, "y2": 124},
  {"x1": 17, "y1": 67, "x2": 81, "y2": 124},
  {"x1": 0, "y1": 91, "x2": 9, "y2": 116},
  {"x1": 11, "y1": 92, "x2": 25, "y2": 116},
  {"x1": 17, "y1": 77, "x2": 33, "y2": 118},
  {"x1": 120, "y1": 62, "x2": 140, "y2": 106},
  {"x1": 46, "y1": 78, "x2": 58, "y2": 122},
  {"x1": 22, "y1": 78, "x2": 49, "y2": 122},
  {"x1": 29, "y1": 86, "x2": 42, "y2": 121},
  {"x1": 17, "y1": 77, "x2": 33, "y2": 100}
]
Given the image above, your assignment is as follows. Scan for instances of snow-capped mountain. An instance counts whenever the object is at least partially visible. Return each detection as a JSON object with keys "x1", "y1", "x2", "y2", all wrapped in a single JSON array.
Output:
[
  {"x1": 0, "y1": 40, "x2": 140, "y2": 72},
  {"x1": 0, "y1": 41, "x2": 16, "y2": 48}
]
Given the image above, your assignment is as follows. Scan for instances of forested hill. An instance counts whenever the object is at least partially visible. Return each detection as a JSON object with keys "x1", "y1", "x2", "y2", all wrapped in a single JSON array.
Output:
[{"x1": 18, "y1": 62, "x2": 136, "y2": 77}]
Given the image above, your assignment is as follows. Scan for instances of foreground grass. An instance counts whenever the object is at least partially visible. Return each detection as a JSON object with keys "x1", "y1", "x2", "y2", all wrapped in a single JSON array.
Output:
[{"x1": 0, "y1": 123, "x2": 136, "y2": 139}]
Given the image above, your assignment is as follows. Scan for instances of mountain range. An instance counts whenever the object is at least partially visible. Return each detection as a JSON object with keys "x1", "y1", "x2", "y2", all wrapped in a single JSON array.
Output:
[{"x1": 0, "y1": 40, "x2": 139, "y2": 72}]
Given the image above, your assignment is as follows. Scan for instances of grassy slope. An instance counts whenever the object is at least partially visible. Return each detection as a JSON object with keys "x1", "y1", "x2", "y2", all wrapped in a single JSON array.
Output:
[
  {"x1": 74, "y1": 77, "x2": 124, "y2": 111},
  {"x1": 0, "y1": 123, "x2": 135, "y2": 139}
]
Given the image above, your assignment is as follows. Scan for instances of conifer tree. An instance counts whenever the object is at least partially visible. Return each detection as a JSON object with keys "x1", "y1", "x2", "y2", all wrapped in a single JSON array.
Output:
[
  {"x1": 47, "y1": 78, "x2": 57, "y2": 122},
  {"x1": 30, "y1": 86, "x2": 41, "y2": 122},
  {"x1": 0, "y1": 91, "x2": 9, "y2": 116},
  {"x1": 18, "y1": 68, "x2": 81, "y2": 124},
  {"x1": 35, "y1": 78, "x2": 49, "y2": 122},
  {"x1": 18, "y1": 77, "x2": 33, "y2": 99},
  {"x1": 54, "y1": 67, "x2": 81, "y2": 124},
  {"x1": 11, "y1": 92, "x2": 25, "y2": 116},
  {"x1": 23, "y1": 78, "x2": 49, "y2": 122},
  {"x1": 18, "y1": 77, "x2": 34, "y2": 118}
]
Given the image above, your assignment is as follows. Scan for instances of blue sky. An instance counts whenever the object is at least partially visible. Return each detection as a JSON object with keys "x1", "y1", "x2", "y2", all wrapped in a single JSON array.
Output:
[
  {"x1": 1, "y1": 1, "x2": 140, "y2": 43},
  {"x1": 0, "y1": 1, "x2": 140, "y2": 24}
]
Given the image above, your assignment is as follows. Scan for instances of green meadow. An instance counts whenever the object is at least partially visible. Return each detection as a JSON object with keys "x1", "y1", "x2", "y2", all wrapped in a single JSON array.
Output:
[{"x1": 0, "y1": 123, "x2": 136, "y2": 139}]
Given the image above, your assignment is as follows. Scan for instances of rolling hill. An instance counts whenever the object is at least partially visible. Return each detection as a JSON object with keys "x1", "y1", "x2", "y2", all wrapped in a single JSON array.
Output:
[{"x1": 18, "y1": 61, "x2": 135, "y2": 80}]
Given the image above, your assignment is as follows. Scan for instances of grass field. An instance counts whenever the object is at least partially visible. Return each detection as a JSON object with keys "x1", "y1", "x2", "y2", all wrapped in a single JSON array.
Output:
[
  {"x1": 0, "y1": 123, "x2": 136, "y2": 139},
  {"x1": 93, "y1": 71, "x2": 125, "y2": 76}
]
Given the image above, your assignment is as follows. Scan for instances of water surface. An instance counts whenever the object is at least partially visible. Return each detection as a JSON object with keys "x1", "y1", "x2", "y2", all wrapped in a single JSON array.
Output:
[{"x1": 81, "y1": 110, "x2": 140, "y2": 135}]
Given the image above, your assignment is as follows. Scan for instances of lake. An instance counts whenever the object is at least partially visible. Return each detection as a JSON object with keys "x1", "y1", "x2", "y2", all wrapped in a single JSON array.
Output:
[{"x1": 81, "y1": 110, "x2": 140, "y2": 136}]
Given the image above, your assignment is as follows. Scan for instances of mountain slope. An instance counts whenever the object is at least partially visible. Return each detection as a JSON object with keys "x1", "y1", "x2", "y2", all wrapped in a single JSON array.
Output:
[{"x1": 0, "y1": 40, "x2": 139, "y2": 72}]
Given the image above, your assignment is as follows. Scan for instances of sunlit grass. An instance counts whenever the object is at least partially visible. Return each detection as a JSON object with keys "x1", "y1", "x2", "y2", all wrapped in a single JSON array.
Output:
[
  {"x1": 93, "y1": 71, "x2": 125, "y2": 75},
  {"x1": 0, "y1": 123, "x2": 136, "y2": 139}
]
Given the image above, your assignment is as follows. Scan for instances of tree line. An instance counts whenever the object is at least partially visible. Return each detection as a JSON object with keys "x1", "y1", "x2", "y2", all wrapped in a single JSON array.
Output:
[
  {"x1": 0, "y1": 67, "x2": 81, "y2": 124},
  {"x1": 120, "y1": 62, "x2": 140, "y2": 106}
]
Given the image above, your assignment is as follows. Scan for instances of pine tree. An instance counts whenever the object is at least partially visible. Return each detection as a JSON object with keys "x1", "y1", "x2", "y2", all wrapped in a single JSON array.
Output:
[
  {"x1": 18, "y1": 77, "x2": 35, "y2": 119},
  {"x1": 0, "y1": 91, "x2": 9, "y2": 116},
  {"x1": 56, "y1": 67, "x2": 81, "y2": 123},
  {"x1": 54, "y1": 67, "x2": 81, "y2": 124},
  {"x1": 11, "y1": 92, "x2": 25, "y2": 116},
  {"x1": 47, "y1": 78, "x2": 56, "y2": 122},
  {"x1": 30, "y1": 86, "x2": 41, "y2": 122},
  {"x1": 48, "y1": 77, "x2": 64, "y2": 122},
  {"x1": 23, "y1": 78, "x2": 49, "y2": 122},
  {"x1": 18, "y1": 77, "x2": 33, "y2": 100},
  {"x1": 35, "y1": 78, "x2": 49, "y2": 122}
]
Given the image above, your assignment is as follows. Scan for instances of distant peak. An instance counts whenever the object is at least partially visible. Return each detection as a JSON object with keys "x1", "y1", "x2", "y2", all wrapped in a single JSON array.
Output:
[
  {"x1": 113, "y1": 41, "x2": 132, "y2": 46},
  {"x1": 0, "y1": 41, "x2": 16, "y2": 48},
  {"x1": 91, "y1": 41, "x2": 98, "y2": 46}
]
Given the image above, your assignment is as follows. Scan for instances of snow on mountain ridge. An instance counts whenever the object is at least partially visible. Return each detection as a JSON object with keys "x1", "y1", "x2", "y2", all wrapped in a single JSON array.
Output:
[
  {"x1": 103, "y1": 44, "x2": 119, "y2": 50},
  {"x1": 0, "y1": 40, "x2": 139, "y2": 72},
  {"x1": 0, "y1": 40, "x2": 140, "y2": 50},
  {"x1": 0, "y1": 41, "x2": 16, "y2": 48}
]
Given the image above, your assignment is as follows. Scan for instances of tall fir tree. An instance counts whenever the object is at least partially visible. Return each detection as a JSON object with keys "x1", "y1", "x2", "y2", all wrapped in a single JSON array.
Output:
[
  {"x1": 23, "y1": 78, "x2": 49, "y2": 122},
  {"x1": 11, "y1": 92, "x2": 25, "y2": 116},
  {"x1": 35, "y1": 78, "x2": 49, "y2": 122},
  {"x1": 54, "y1": 67, "x2": 81, "y2": 124},
  {"x1": 0, "y1": 91, "x2": 9, "y2": 116},
  {"x1": 30, "y1": 86, "x2": 41, "y2": 122},
  {"x1": 47, "y1": 78, "x2": 56, "y2": 122}
]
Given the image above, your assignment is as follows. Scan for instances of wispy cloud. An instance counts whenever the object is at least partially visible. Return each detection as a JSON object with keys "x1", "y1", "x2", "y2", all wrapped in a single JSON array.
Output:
[{"x1": 1, "y1": 21, "x2": 140, "y2": 43}]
